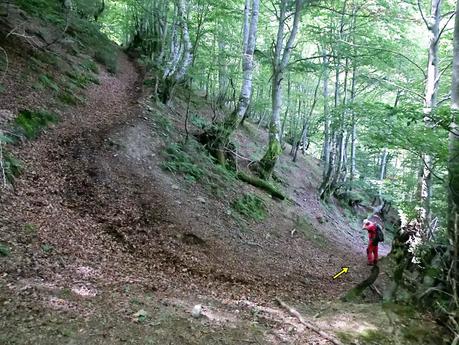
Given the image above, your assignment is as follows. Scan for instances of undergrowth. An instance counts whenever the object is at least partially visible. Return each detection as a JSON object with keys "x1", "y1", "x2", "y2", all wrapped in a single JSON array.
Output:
[
  {"x1": 162, "y1": 140, "x2": 237, "y2": 189},
  {"x1": 232, "y1": 194, "x2": 266, "y2": 221},
  {"x1": 162, "y1": 143, "x2": 204, "y2": 182},
  {"x1": 3, "y1": 151, "x2": 22, "y2": 183},
  {"x1": 14, "y1": 110, "x2": 58, "y2": 139},
  {"x1": 15, "y1": 0, "x2": 118, "y2": 73}
]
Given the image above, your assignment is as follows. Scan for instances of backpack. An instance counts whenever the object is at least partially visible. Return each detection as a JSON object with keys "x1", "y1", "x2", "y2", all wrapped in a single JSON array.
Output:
[{"x1": 375, "y1": 224, "x2": 384, "y2": 243}]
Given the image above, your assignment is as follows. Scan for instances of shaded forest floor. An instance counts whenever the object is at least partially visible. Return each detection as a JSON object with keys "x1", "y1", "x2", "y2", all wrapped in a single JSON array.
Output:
[{"x1": 0, "y1": 10, "x2": 447, "y2": 344}]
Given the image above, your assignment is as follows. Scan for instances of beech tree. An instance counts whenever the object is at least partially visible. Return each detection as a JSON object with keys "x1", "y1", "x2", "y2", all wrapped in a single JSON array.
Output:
[{"x1": 255, "y1": 0, "x2": 303, "y2": 179}]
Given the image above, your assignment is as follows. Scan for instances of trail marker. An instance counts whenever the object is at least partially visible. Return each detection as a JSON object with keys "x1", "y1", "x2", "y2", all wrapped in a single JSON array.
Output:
[{"x1": 332, "y1": 267, "x2": 349, "y2": 280}]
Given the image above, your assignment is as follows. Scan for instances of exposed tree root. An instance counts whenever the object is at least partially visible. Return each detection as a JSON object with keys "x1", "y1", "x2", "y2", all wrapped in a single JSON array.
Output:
[
  {"x1": 236, "y1": 171, "x2": 285, "y2": 200},
  {"x1": 275, "y1": 298, "x2": 343, "y2": 345}
]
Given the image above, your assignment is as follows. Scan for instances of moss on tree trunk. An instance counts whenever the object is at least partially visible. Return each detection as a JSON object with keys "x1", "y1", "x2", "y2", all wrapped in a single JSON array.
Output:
[
  {"x1": 256, "y1": 138, "x2": 283, "y2": 180},
  {"x1": 236, "y1": 171, "x2": 285, "y2": 200}
]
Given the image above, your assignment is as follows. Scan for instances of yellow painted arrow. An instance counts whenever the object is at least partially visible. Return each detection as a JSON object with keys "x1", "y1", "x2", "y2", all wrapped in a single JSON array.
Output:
[{"x1": 332, "y1": 267, "x2": 349, "y2": 280}]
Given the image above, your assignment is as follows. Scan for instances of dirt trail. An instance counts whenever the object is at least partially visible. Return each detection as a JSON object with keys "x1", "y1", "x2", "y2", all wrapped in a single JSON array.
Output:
[{"x1": 0, "y1": 53, "x2": 392, "y2": 344}]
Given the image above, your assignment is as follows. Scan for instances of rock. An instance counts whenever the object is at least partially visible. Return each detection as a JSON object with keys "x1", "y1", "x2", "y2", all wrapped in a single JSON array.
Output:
[{"x1": 191, "y1": 304, "x2": 202, "y2": 318}]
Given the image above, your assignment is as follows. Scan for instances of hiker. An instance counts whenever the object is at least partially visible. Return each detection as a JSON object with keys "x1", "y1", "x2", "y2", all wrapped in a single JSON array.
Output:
[{"x1": 363, "y1": 219, "x2": 378, "y2": 266}]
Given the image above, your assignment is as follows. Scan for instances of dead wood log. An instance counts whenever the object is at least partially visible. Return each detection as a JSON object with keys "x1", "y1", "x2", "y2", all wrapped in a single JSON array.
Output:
[
  {"x1": 237, "y1": 171, "x2": 285, "y2": 200},
  {"x1": 275, "y1": 298, "x2": 343, "y2": 345},
  {"x1": 342, "y1": 265, "x2": 380, "y2": 302}
]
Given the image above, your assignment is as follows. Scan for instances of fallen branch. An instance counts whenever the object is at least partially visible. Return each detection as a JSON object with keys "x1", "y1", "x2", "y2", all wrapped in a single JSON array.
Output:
[
  {"x1": 370, "y1": 284, "x2": 382, "y2": 298},
  {"x1": 236, "y1": 171, "x2": 285, "y2": 200},
  {"x1": 241, "y1": 240, "x2": 263, "y2": 249},
  {"x1": 275, "y1": 298, "x2": 343, "y2": 345}
]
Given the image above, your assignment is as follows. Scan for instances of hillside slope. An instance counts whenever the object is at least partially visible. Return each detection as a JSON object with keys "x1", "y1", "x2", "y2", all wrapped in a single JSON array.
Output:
[{"x1": 0, "y1": 5, "x2": 446, "y2": 345}]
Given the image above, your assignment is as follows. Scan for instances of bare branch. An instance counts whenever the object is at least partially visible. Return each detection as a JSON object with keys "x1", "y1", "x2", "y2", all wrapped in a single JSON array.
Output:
[{"x1": 417, "y1": 0, "x2": 430, "y2": 28}]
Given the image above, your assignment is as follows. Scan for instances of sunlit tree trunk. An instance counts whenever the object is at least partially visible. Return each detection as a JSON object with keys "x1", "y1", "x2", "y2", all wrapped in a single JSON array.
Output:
[{"x1": 161, "y1": 0, "x2": 193, "y2": 104}]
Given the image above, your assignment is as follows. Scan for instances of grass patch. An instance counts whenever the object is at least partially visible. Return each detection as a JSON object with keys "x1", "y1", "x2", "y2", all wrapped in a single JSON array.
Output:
[
  {"x1": 14, "y1": 109, "x2": 58, "y2": 139},
  {"x1": 232, "y1": 193, "x2": 267, "y2": 221}
]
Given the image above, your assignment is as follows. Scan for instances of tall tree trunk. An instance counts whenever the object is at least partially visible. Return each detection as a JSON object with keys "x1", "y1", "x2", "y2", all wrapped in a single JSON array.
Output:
[
  {"x1": 280, "y1": 76, "x2": 291, "y2": 148},
  {"x1": 217, "y1": 35, "x2": 229, "y2": 107},
  {"x1": 419, "y1": 0, "x2": 441, "y2": 232},
  {"x1": 161, "y1": 0, "x2": 193, "y2": 104},
  {"x1": 257, "y1": 0, "x2": 303, "y2": 179},
  {"x1": 448, "y1": 0, "x2": 459, "y2": 307},
  {"x1": 379, "y1": 148, "x2": 389, "y2": 181},
  {"x1": 293, "y1": 76, "x2": 321, "y2": 162},
  {"x1": 322, "y1": 52, "x2": 331, "y2": 178}
]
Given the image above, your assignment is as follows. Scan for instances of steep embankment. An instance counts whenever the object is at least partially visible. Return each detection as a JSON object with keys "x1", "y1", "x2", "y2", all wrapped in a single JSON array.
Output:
[{"x1": 0, "y1": 5, "x2": 444, "y2": 345}]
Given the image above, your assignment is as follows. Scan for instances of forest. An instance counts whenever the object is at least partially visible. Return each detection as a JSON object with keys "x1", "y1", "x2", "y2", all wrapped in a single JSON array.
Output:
[{"x1": 0, "y1": 0, "x2": 458, "y2": 344}]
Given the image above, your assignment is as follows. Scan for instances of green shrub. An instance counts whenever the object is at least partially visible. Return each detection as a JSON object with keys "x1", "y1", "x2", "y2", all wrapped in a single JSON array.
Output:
[
  {"x1": 0, "y1": 243, "x2": 10, "y2": 257},
  {"x1": 191, "y1": 115, "x2": 209, "y2": 129},
  {"x1": 15, "y1": 110, "x2": 58, "y2": 139},
  {"x1": 232, "y1": 194, "x2": 267, "y2": 221},
  {"x1": 41, "y1": 243, "x2": 54, "y2": 253},
  {"x1": 3, "y1": 152, "x2": 22, "y2": 183},
  {"x1": 162, "y1": 144, "x2": 204, "y2": 181}
]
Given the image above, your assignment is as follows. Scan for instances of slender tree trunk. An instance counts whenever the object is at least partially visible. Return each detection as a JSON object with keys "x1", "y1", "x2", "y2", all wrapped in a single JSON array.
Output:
[
  {"x1": 379, "y1": 149, "x2": 389, "y2": 180},
  {"x1": 419, "y1": 0, "x2": 441, "y2": 232},
  {"x1": 448, "y1": 0, "x2": 459, "y2": 306},
  {"x1": 349, "y1": 64, "x2": 357, "y2": 188},
  {"x1": 280, "y1": 76, "x2": 291, "y2": 148},
  {"x1": 322, "y1": 52, "x2": 331, "y2": 177},
  {"x1": 217, "y1": 36, "x2": 229, "y2": 107},
  {"x1": 293, "y1": 76, "x2": 321, "y2": 162}
]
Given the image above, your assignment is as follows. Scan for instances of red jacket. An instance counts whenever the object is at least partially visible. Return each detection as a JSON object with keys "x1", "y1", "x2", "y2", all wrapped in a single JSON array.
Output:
[{"x1": 364, "y1": 222, "x2": 377, "y2": 241}]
